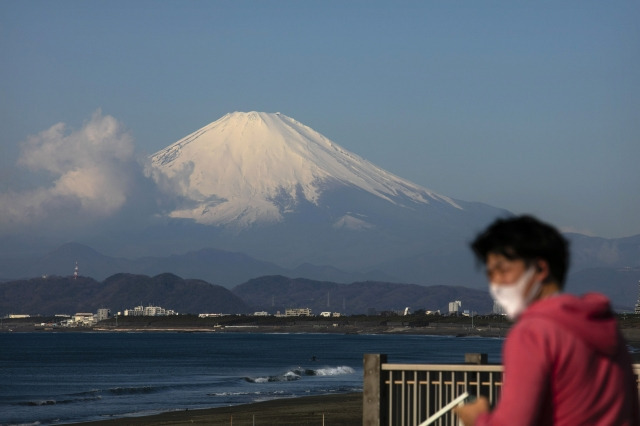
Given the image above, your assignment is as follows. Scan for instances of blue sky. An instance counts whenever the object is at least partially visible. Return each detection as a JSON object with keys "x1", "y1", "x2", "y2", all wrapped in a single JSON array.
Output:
[{"x1": 1, "y1": 1, "x2": 639, "y2": 239}]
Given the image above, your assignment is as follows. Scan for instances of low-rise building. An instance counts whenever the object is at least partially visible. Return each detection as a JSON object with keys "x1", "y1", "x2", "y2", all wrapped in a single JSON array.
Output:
[
  {"x1": 73, "y1": 313, "x2": 96, "y2": 326},
  {"x1": 124, "y1": 304, "x2": 177, "y2": 317},
  {"x1": 285, "y1": 308, "x2": 312, "y2": 317}
]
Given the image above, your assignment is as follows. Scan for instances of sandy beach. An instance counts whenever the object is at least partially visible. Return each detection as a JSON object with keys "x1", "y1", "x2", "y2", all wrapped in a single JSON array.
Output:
[{"x1": 68, "y1": 392, "x2": 363, "y2": 426}]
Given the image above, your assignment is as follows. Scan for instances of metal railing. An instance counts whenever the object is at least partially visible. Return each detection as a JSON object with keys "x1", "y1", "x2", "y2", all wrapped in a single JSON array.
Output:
[{"x1": 363, "y1": 354, "x2": 640, "y2": 426}]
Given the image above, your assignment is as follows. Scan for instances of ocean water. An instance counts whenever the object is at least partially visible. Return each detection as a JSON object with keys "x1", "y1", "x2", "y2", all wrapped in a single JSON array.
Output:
[{"x1": 0, "y1": 332, "x2": 503, "y2": 425}]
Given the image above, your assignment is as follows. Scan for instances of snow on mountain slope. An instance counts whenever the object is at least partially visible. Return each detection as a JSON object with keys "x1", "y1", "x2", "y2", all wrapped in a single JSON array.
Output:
[{"x1": 147, "y1": 111, "x2": 461, "y2": 227}]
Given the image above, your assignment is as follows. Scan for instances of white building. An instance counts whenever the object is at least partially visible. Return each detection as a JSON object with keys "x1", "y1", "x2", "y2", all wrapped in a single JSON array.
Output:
[
  {"x1": 73, "y1": 313, "x2": 96, "y2": 326},
  {"x1": 448, "y1": 300, "x2": 462, "y2": 315},
  {"x1": 96, "y1": 308, "x2": 111, "y2": 321},
  {"x1": 144, "y1": 306, "x2": 164, "y2": 316},
  {"x1": 124, "y1": 305, "x2": 177, "y2": 317},
  {"x1": 124, "y1": 306, "x2": 144, "y2": 316},
  {"x1": 285, "y1": 308, "x2": 312, "y2": 317}
]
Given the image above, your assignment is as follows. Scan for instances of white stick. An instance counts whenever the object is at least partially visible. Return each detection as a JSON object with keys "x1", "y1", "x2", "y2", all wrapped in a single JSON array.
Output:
[{"x1": 419, "y1": 391, "x2": 469, "y2": 426}]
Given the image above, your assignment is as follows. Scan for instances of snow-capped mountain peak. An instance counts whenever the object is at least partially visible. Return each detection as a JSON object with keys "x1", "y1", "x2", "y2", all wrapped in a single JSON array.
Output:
[{"x1": 147, "y1": 111, "x2": 460, "y2": 227}]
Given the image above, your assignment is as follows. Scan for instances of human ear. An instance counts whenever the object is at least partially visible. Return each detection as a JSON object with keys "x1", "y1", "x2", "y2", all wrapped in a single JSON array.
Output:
[{"x1": 536, "y1": 260, "x2": 550, "y2": 282}]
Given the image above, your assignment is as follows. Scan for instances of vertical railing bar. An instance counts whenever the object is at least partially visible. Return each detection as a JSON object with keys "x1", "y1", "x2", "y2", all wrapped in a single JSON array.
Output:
[
  {"x1": 449, "y1": 369, "x2": 455, "y2": 426},
  {"x1": 425, "y1": 371, "x2": 433, "y2": 419},
  {"x1": 388, "y1": 370, "x2": 394, "y2": 426},
  {"x1": 420, "y1": 370, "x2": 424, "y2": 426},
  {"x1": 401, "y1": 370, "x2": 406, "y2": 426},
  {"x1": 417, "y1": 370, "x2": 423, "y2": 425},
  {"x1": 411, "y1": 370, "x2": 420, "y2": 426},
  {"x1": 488, "y1": 370, "x2": 493, "y2": 403},
  {"x1": 438, "y1": 370, "x2": 443, "y2": 426}
]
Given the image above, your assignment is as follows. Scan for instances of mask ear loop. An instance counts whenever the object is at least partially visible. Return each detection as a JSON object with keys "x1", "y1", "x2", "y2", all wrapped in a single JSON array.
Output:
[{"x1": 524, "y1": 265, "x2": 543, "y2": 304}]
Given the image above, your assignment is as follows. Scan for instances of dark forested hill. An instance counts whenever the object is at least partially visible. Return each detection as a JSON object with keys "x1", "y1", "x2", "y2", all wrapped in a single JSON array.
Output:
[
  {"x1": 0, "y1": 273, "x2": 248, "y2": 316},
  {"x1": 2, "y1": 273, "x2": 493, "y2": 317},
  {"x1": 232, "y1": 275, "x2": 493, "y2": 315}
]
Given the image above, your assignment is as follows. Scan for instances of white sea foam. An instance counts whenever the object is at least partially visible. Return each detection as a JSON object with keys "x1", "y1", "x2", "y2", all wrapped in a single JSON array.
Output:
[
  {"x1": 245, "y1": 365, "x2": 355, "y2": 384},
  {"x1": 313, "y1": 366, "x2": 356, "y2": 376}
]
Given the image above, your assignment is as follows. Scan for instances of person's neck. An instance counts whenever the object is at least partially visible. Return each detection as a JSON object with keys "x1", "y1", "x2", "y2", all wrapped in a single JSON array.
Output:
[{"x1": 538, "y1": 282, "x2": 561, "y2": 299}]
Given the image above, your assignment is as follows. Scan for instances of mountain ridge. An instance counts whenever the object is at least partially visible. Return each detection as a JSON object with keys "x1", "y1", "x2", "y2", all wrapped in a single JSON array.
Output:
[
  {"x1": 147, "y1": 111, "x2": 461, "y2": 228},
  {"x1": 1, "y1": 239, "x2": 638, "y2": 311}
]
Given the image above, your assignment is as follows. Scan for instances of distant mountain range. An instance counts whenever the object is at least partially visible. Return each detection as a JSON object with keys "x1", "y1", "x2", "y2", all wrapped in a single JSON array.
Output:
[
  {"x1": 3, "y1": 265, "x2": 637, "y2": 317},
  {"x1": 0, "y1": 273, "x2": 494, "y2": 316},
  {"x1": 1, "y1": 234, "x2": 640, "y2": 311}
]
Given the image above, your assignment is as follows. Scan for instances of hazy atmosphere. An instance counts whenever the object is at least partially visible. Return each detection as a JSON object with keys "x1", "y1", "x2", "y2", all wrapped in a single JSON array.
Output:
[{"x1": 1, "y1": 1, "x2": 639, "y2": 241}]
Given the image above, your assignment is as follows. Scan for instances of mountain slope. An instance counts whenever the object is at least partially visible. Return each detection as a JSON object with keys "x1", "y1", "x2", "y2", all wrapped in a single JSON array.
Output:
[
  {"x1": 147, "y1": 111, "x2": 461, "y2": 228},
  {"x1": 0, "y1": 273, "x2": 248, "y2": 316}
]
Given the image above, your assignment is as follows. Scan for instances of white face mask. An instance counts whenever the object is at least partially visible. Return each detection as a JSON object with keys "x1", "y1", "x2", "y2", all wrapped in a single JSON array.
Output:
[{"x1": 489, "y1": 266, "x2": 541, "y2": 320}]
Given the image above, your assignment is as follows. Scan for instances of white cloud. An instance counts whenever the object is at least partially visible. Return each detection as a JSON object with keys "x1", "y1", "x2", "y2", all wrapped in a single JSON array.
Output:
[{"x1": 0, "y1": 111, "x2": 139, "y2": 234}]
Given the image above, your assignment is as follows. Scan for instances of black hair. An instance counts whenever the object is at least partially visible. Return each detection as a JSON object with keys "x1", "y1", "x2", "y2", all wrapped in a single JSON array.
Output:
[{"x1": 470, "y1": 215, "x2": 570, "y2": 288}]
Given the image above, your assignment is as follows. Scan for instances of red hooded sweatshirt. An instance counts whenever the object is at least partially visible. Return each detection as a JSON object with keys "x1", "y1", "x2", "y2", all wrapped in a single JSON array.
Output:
[{"x1": 476, "y1": 293, "x2": 639, "y2": 426}]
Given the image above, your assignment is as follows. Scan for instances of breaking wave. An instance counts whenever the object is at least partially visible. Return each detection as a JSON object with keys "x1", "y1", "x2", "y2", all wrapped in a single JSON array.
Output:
[
  {"x1": 244, "y1": 366, "x2": 355, "y2": 384},
  {"x1": 313, "y1": 366, "x2": 356, "y2": 376}
]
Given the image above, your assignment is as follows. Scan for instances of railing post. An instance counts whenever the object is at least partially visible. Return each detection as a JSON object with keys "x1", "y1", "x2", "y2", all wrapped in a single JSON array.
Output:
[{"x1": 363, "y1": 353, "x2": 388, "y2": 426}]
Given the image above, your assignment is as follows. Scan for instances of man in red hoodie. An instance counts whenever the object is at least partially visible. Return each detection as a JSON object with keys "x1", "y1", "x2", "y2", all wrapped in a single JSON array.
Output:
[{"x1": 455, "y1": 215, "x2": 639, "y2": 426}]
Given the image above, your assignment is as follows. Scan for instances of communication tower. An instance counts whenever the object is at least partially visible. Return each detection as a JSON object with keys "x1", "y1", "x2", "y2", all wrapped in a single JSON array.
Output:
[{"x1": 74, "y1": 261, "x2": 79, "y2": 280}]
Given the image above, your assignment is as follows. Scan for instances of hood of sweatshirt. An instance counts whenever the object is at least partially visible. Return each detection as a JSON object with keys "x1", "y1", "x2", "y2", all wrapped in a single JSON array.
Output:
[{"x1": 521, "y1": 292, "x2": 621, "y2": 356}]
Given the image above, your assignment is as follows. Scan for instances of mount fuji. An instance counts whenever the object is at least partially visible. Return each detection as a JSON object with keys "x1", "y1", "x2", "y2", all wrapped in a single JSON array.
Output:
[
  {"x1": 148, "y1": 111, "x2": 462, "y2": 228},
  {"x1": 140, "y1": 111, "x2": 508, "y2": 286}
]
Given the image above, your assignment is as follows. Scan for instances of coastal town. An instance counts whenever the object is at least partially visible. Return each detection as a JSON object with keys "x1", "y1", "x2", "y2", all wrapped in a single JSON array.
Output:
[{"x1": 2, "y1": 295, "x2": 499, "y2": 329}]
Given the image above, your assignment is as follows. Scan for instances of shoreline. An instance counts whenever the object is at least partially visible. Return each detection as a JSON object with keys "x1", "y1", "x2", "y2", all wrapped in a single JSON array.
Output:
[
  {"x1": 5, "y1": 322, "x2": 640, "y2": 349},
  {"x1": 67, "y1": 392, "x2": 363, "y2": 426}
]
